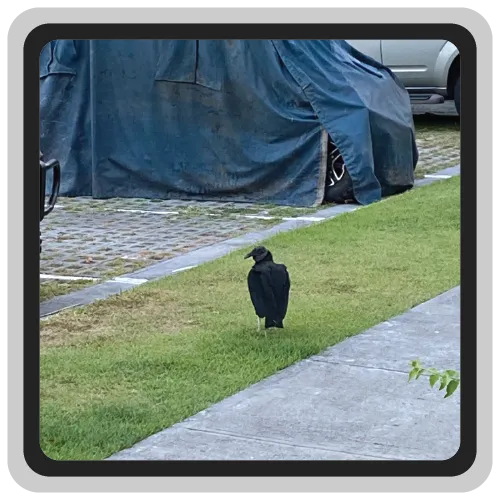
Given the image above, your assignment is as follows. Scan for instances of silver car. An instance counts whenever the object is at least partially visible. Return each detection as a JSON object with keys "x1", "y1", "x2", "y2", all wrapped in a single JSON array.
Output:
[{"x1": 346, "y1": 40, "x2": 460, "y2": 114}]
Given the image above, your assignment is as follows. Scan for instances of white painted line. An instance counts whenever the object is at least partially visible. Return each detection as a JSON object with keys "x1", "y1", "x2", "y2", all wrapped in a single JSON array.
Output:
[
  {"x1": 121, "y1": 254, "x2": 154, "y2": 261},
  {"x1": 241, "y1": 215, "x2": 277, "y2": 220},
  {"x1": 40, "y1": 274, "x2": 98, "y2": 281},
  {"x1": 240, "y1": 214, "x2": 325, "y2": 222},
  {"x1": 171, "y1": 265, "x2": 197, "y2": 274},
  {"x1": 115, "y1": 209, "x2": 179, "y2": 215},
  {"x1": 54, "y1": 204, "x2": 64, "y2": 208},
  {"x1": 424, "y1": 174, "x2": 452, "y2": 179},
  {"x1": 112, "y1": 209, "x2": 325, "y2": 223},
  {"x1": 109, "y1": 277, "x2": 148, "y2": 285},
  {"x1": 282, "y1": 216, "x2": 325, "y2": 222}
]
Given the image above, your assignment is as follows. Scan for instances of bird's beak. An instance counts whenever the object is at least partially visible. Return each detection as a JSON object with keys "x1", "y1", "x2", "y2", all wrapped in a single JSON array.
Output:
[{"x1": 244, "y1": 252, "x2": 253, "y2": 259}]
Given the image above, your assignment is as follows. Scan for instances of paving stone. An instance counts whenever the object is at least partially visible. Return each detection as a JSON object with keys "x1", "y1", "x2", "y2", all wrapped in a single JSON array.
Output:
[{"x1": 40, "y1": 200, "x2": 293, "y2": 284}]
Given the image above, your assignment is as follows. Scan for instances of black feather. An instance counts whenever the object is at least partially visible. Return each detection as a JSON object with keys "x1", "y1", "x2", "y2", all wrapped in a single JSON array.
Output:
[{"x1": 245, "y1": 247, "x2": 290, "y2": 328}]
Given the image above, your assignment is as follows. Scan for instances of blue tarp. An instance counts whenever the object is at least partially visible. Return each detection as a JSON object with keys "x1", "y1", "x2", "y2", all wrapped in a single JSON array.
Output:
[{"x1": 40, "y1": 40, "x2": 418, "y2": 206}]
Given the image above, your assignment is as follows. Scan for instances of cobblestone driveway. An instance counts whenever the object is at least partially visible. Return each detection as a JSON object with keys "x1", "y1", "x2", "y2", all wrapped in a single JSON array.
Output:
[
  {"x1": 40, "y1": 199, "x2": 308, "y2": 279},
  {"x1": 412, "y1": 103, "x2": 460, "y2": 176},
  {"x1": 40, "y1": 199, "x2": 320, "y2": 300}
]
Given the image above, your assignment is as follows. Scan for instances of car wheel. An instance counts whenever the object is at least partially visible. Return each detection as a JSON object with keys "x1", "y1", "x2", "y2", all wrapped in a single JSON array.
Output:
[
  {"x1": 454, "y1": 75, "x2": 460, "y2": 115},
  {"x1": 324, "y1": 140, "x2": 355, "y2": 204}
]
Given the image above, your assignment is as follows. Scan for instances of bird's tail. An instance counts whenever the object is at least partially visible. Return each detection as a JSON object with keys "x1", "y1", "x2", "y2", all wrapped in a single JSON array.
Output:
[{"x1": 265, "y1": 318, "x2": 284, "y2": 329}]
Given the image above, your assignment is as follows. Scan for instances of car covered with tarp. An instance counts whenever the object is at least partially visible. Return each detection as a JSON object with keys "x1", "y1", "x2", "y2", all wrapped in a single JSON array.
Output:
[{"x1": 40, "y1": 39, "x2": 418, "y2": 207}]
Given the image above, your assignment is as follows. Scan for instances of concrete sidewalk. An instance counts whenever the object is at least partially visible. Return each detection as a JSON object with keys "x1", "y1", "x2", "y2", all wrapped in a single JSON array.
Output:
[{"x1": 109, "y1": 287, "x2": 460, "y2": 461}]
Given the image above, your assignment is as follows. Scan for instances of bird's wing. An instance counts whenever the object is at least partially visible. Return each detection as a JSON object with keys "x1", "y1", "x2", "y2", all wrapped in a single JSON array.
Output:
[
  {"x1": 281, "y1": 265, "x2": 291, "y2": 317},
  {"x1": 268, "y1": 264, "x2": 290, "y2": 319},
  {"x1": 252, "y1": 266, "x2": 282, "y2": 319},
  {"x1": 255, "y1": 264, "x2": 291, "y2": 321},
  {"x1": 247, "y1": 269, "x2": 269, "y2": 318}
]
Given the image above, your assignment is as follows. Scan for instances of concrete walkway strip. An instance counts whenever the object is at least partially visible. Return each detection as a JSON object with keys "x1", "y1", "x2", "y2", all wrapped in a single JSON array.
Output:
[
  {"x1": 108, "y1": 286, "x2": 460, "y2": 461},
  {"x1": 39, "y1": 164, "x2": 460, "y2": 318}
]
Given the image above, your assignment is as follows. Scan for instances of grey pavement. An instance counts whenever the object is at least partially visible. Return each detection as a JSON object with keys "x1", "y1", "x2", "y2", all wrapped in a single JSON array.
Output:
[{"x1": 108, "y1": 286, "x2": 460, "y2": 461}]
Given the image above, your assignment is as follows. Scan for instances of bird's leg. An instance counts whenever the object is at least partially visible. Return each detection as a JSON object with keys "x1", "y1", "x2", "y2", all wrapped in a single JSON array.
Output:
[{"x1": 257, "y1": 317, "x2": 267, "y2": 338}]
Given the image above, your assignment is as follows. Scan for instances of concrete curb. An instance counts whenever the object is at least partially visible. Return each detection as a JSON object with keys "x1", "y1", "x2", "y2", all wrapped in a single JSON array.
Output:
[{"x1": 40, "y1": 164, "x2": 460, "y2": 318}]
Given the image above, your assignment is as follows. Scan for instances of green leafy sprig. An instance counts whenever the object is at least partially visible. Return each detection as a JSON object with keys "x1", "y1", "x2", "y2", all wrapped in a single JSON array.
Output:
[{"x1": 408, "y1": 359, "x2": 460, "y2": 398}]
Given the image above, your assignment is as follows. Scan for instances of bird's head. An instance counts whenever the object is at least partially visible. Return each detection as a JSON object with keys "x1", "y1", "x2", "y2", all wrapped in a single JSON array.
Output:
[{"x1": 244, "y1": 246, "x2": 272, "y2": 263}]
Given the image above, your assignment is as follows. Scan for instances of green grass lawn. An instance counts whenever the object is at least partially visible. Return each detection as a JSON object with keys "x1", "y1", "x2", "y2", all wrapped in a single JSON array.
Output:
[{"x1": 40, "y1": 176, "x2": 460, "y2": 461}]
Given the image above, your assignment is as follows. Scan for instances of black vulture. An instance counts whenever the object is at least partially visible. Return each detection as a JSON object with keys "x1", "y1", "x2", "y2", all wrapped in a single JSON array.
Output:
[{"x1": 244, "y1": 246, "x2": 291, "y2": 331}]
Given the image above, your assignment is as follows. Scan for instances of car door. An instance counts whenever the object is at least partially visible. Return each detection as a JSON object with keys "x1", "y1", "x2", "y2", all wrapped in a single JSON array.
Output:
[
  {"x1": 380, "y1": 40, "x2": 448, "y2": 88},
  {"x1": 345, "y1": 40, "x2": 382, "y2": 63}
]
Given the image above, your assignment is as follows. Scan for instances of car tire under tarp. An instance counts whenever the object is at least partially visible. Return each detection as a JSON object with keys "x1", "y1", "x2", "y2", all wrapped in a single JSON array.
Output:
[{"x1": 324, "y1": 139, "x2": 356, "y2": 204}]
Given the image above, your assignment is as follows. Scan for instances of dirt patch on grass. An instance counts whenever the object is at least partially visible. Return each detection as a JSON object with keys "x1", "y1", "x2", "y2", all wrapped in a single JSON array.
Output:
[
  {"x1": 41, "y1": 286, "x2": 198, "y2": 348},
  {"x1": 40, "y1": 280, "x2": 97, "y2": 303}
]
